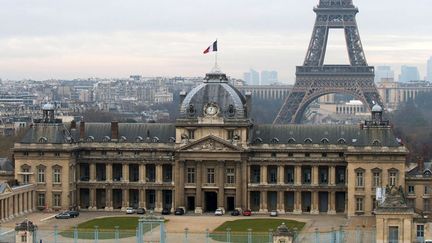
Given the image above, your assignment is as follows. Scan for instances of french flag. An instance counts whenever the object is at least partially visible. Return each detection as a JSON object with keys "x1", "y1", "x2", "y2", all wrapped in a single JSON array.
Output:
[{"x1": 203, "y1": 40, "x2": 218, "y2": 54}]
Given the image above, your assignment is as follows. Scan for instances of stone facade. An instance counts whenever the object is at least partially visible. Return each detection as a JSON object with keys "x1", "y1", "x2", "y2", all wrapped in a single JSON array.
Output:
[
  {"x1": 12, "y1": 71, "x2": 408, "y2": 219},
  {"x1": 0, "y1": 183, "x2": 35, "y2": 222}
]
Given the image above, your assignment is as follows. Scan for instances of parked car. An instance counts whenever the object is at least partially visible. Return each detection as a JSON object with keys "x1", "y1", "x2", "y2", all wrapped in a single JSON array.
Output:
[
  {"x1": 270, "y1": 210, "x2": 278, "y2": 217},
  {"x1": 174, "y1": 208, "x2": 185, "y2": 215},
  {"x1": 126, "y1": 207, "x2": 135, "y2": 214},
  {"x1": 66, "y1": 210, "x2": 79, "y2": 218},
  {"x1": 231, "y1": 209, "x2": 240, "y2": 216},
  {"x1": 55, "y1": 212, "x2": 71, "y2": 219},
  {"x1": 161, "y1": 208, "x2": 171, "y2": 215},
  {"x1": 136, "y1": 208, "x2": 146, "y2": 214},
  {"x1": 242, "y1": 209, "x2": 252, "y2": 216},
  {"x1": 215, "y1": 208, "x2": 224, "y2": 216}
]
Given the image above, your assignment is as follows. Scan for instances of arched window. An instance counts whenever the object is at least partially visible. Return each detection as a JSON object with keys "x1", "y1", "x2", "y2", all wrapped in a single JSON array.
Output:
[
  {"x1": 254, "y1": 137, "x2": 263, "y2": 144},
  {"x1": 321, "y1": 138, "x2": 330, "y2": 144},
  {"x1": 102, "y1": 136, "x2": 111, "y2": 142},
  {"x1": 38, "y1": 137, "x2": 48, "y2": 143},
  {"x1": 271, "y1": 137, "x2": 280, "y2": 144},
  {"x1": 152, "y1": 137, "x2": 160, "y2": 143},
  {"x1": 304, "y1": 138, "x2": 313, "y2": 144},
  {"x1": 120, "y1": 136, "x2": 127, "y2": 142},
  {"x1": 86, "y1": 136, "x2": 95, "y2": 142},
  {"x1": 288, "y1": 137, "x2": 296, "y2": 144},
  {"x1": 135, "y1": 136, "x2": 143, "y2": 142},
  {"x1": 337, "y1": 138, "x2": 346, "y2": 144}
]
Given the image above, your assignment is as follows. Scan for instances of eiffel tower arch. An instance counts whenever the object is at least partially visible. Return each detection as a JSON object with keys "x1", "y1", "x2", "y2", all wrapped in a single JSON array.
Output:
[{"x1": 274, "y1": 0, "x2": 382, "y2": 124}]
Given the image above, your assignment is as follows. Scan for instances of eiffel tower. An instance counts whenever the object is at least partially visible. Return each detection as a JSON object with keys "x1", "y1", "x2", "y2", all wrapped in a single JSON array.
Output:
[{"x1": 274, "y1": 0, "x2": 382, "y2": 124}]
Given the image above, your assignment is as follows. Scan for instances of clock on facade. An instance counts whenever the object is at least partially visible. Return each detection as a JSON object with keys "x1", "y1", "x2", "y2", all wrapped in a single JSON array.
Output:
[{"x1": 204, "y1": 103, "x2": 219, "y2": 116}]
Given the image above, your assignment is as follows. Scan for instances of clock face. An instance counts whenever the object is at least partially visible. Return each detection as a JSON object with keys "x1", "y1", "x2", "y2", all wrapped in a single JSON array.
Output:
[{"x1": 205, "y1": 104, "x2": 218, "y2": 116}]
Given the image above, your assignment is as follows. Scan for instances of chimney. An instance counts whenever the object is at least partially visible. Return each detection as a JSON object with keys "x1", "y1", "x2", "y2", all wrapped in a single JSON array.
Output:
[
  {"x1": 245, "y1": 91, "x2": 252, "y2": 118},
  {"x1": 111, "y1": 121, "x2": 119, "y2": 141},
  {"x1": 79, "y1": 121, "x2": 85, "y2": 140},
  {"x1": 418, "y1": 156, "x2": 425, "y2": 173},
  {"x1": 70, "y1": 120, "x2": 77, "y2": 129}
]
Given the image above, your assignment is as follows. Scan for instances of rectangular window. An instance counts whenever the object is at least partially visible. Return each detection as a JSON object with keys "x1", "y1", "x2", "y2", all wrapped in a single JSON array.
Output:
[
  {"x1": 425, "y1": 199, "x2": 430, "y2": 211},
  {"x1": 188, "y1": 130, "x2": 195, "y2": 139},
  {"x1": 373, "y1": 172, "x2": 381, "y2": 187},
  {"x1": 53, "y1": 168, "x2": 61, "y2": 183},
  {"x1": 251, "y1": 166, "x2": 260, "y2": 183},
  {"x1": 163, "y1": 165, "x2": 172, "y2": 182},
  {"x1": 37, "y1": 168, "x2": 45, "y2": 183},
  {"x1": 389, "y1": 226, "x2": 399, "y2": 243},
  {"x1": 389, "y1": 172, "x2": 397, "y2": 186},
  {"x1": 23, "y1": 152, "x2": 29, "y2": 156},
  {"x1": 408, "y1": 185, "x2": 415, "y2": 194},
  {"x1": 227, "y1": 130, "x2": 234, "y2": 140},
  {"x1": 53, "y1": 194, "x2": 61, "y2": 207},
  {"x1": 417, "y1": 224, "x2": 424, "y2": 238},
  {"x1": 146, "y1": 164, "x2": 156, "y2": 182},
  {"x1": 425, "y1": 186, "x2": 429, "y2": 195},
  {"x1": 285, "y1": 167, "x2": 294, "y2": 184},
  {"x1": 37, "y1": 193, "x2": 45, "y2": 207},
  {"x1": 303, "y1": 167, "x2": 311, "y2": 184},
  {"x1": 226, "y1": 168, "x2": 235, "y2": 184},
  {"x1": 187, "y1": 168, "x2": 195, "y2": 183},
  {"x1": 54, "y1": 152, "x2": 60, "y2": 157},
  {"x1": 269, "y1": 167, "x2": 277, "y2": 184},
  {"x1": 22, "y1": 168, "x2": 30, "y2": 184},
  {"x1": 356, "y1": 171, "x2": 364, "y2": 187},
  {"x1": 207, "y1": 168, "x2": 215, "y2": 184},
  {"x1": 319, "y1": 168, "x2": 328, "y2": 184},
  {"x1": 356, "y1": 197, "x2": 364, "y2": 212}
]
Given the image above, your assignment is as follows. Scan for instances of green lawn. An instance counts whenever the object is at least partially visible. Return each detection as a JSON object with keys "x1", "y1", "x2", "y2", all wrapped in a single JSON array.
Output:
[
  {"x1": 60, "y1": 216, "x2": 163, "y2": 240},
  {"x1": 211, "y1": 219, "x2": 305, "y2": 243},
  {"x1": 213, "y1": 218, "x2": 305, "y2": 233}
]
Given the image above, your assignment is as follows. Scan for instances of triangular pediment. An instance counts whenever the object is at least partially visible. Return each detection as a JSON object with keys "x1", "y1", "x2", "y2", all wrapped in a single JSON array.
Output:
[
  {"x1": 178, "y1": 135, "x2": 243, "y2": 152},
  {"x1": 0, "y1": 183, "x2": 13, "y2": 194}
]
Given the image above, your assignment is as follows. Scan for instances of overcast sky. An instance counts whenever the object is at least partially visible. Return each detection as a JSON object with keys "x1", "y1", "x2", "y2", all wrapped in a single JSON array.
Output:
[{"x1": 0, "y1": 0, "x2": 431, "y2": 82}]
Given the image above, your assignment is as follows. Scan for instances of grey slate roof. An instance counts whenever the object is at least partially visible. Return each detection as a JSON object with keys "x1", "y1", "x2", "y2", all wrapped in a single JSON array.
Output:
[
  {"x1": 0, "y1": 158, "x2": 13, "y2": 171},
  {"x1": 80, "y1": 123, "x2": 176, "y2": 143},
  {"x1": 251, "y1": 124, "x2": 401, "y2": 147},
  {"x1": 20, "y1": 124, "x2": 71, "y2": 144},
  {"x1": 407, "y1": 162, "x2": 432, "y2": 177}
]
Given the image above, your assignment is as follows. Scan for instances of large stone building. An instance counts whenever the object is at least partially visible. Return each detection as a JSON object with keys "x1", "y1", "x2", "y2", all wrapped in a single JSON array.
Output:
[
  {"x1": 9, "y1": 69, "x2": 432, "y2": 241},
  {"x1": 11, "y1": 70, "x2": 411, "y2": 219}
]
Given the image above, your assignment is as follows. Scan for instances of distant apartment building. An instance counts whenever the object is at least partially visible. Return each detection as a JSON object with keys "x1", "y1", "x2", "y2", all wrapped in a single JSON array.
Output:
[
  {"x1": 374, "y1": 66, "x2": 394, "y2": 83},
  {"x1": 399, "y1": 65, "x2": 420, "y2": 82},
  {"x1": 260, "y1": 71, "x2": 278, "y2": 85},
  {"x1": 243, "y1": 69, "x2": 260, "y2": 85},
  {"x1": 427, "y1": 57, "x2": 432, "y2": 81}
]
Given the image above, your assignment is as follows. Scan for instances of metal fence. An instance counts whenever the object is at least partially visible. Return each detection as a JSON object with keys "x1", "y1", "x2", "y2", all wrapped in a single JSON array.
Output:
[{"x1": 1, "y1": 223, "x2": 377, "y2": 243}]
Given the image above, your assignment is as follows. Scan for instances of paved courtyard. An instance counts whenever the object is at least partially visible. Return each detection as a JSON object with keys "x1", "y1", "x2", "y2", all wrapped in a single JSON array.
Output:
[{"x1": 0, "y1": 211, "x2": 369, "y2": 242}]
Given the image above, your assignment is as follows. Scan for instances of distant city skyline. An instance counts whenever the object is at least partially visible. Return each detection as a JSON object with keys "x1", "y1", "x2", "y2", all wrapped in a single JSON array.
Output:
[{"x1": 0, "y1": 0, "x2": 431, "y2": 82}]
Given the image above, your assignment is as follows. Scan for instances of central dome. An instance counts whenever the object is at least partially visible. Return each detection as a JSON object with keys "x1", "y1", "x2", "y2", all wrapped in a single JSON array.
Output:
[{"x1": 180, "y1": 71, "x2": 247, "y2": 119}]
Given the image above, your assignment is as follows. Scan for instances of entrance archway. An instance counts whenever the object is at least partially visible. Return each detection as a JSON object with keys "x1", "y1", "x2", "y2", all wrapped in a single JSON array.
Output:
[{"x1": 204, "y1": 192, "x2": 217, "y2": 212}]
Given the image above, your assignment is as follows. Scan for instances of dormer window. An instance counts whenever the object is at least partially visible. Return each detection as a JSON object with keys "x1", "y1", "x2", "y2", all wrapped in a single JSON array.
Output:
[
  {"x1": 152, "y1": 137, "x2": 160, "y2": 143},
  {"x1": 38, "y1": 137, "x2": 48, "y2": 144},
  {"x1": 321, "y1": 138, "x2": 329, "y2": 144},
  {"x1": 271, "y1": 138, "x2": 279, "y2": 144},
  {"x1": 288, "y1": 137, "x2": 296, "y2": 144},
  {"x1": 304, "y1": 138, "x2": 313, "y2": 144},
  {"x1": 86, "y1": 136, "x2": 95, "y2": 142},
  {"x1": 120, "y1": 136, "x2": 127, "y2": 142},
  {"x1": 103, "y1": 136, "x2": 111, "y2": 142},
  {"x1": 372, "y1": 140, "x2": 381, "y2": 146},
  {"x1": 337, "y1": 138, "x2": 346, "y2": 144},
  {"x1": 254, "y1": 137, "x2": 263, "y2": 144},
  {"x1": 136, "y1": 136, "x2": 143, "y2": 142}
]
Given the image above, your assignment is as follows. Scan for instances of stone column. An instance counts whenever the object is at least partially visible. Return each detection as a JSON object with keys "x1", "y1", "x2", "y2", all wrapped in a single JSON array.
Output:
[
  {"x1": 195, "y1": 162, "x2": 202, "y2": 214},
  {"x1": 0, "y1": 199, "x2": 3, "y2": 220},
  {"x1": 260, "y1": 191, "x2": 268, "y2": 213},
  {"x1": 122, "y1": 189, "x2": 129, "y2": 210},
  {"x1": 106, "y1": 163, "x2": 113, "y2": 182},
  {"x1": 295, "y1": 165, "x2": 302, "y2": 185},
  {"x1": 328, "y1": 191, "x2": 336, "y2": 214},
  {"x1": 312, "y1": 166, "x2": 319, "y2": 186},
  {"x1": 235, "y1": 162, "x2": 242, "y2": 209},
  {"x1": 278, "y1": 165, "x2": 284, "y2": 184},
  {"x1": 278, "y1": 191, "x2": 285, "y2": 213},
  {"x1": 217, "y1": 161, "x2": 225, "y2": 210},
  {"x1": 155, "y1": 190, "x2": 162, "y2": 212},
  {"x1": 89, "y1": 163, "x2": 96, "y2": 182},
  {"x1": 139, "y1": 189, "x2": 146, "y2": 208},
  {"x1": 89, "y1": 188, "x2": 96, "y2": 210},
  {"x1": 311, "y1": 191, "x2": 319, "y2": 214},
  {"x1": 106, "y1": 188, "x2": 113, "y2": 211},
  {"x1": 261, "y1": 165, "x2": 268, "y2": 184},
  {"x1": 175, "y1": 161, "x2": 185, "y2": 207},
  {"x1": 139, "y1": 164, "x2": 146, "y2": 183},
  {"x1": 329, "y1": 166, "x2": 336, "y2": 186},
  {"x1": 23, "y1": 192, "x2": 27, "y2": 213},
  {"x1": 241, "y1": 161, "x2": 248, "y2": 210},
  {"x1": 294, "y1": 191, "x2": 302, "y2": 214},
  {"x1": 156, "y1": 164, "x2": 163, "y2": 184},
  {"x1": 122, "y1": 164, "x2": 129, "y2": 182}
]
